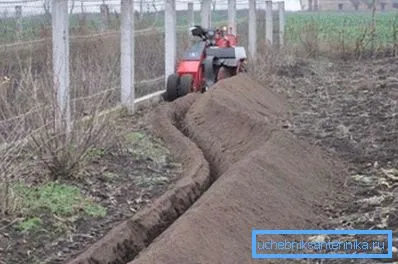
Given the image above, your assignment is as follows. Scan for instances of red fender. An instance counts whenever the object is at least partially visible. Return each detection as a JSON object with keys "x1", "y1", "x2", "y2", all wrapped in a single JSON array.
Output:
[{"x1": 176, "y1": 61, "x2": 202, "y2": 92}]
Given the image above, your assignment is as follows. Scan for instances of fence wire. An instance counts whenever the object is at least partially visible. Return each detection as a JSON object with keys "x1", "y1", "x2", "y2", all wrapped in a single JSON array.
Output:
[{"x1": 0, "y1": 0, "x2": 276, "y2": 144}]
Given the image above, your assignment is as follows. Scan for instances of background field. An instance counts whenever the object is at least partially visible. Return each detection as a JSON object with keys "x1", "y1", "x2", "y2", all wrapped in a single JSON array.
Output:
[
  {"x1": 285, "y1": 11, "x2": 398, "y2": 54},
  {"x1": 2, "y1": 9, "x2": 398, "y2": 44}
]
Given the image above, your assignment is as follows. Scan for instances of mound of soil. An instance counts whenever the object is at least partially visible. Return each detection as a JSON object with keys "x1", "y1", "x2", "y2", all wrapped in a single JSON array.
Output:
[
  {"x1": 66, "y1": 95, "x2": 213, "y2": 264},
  {"x1": 128, "y1": 74, "x2": 347, "y2": 264}
]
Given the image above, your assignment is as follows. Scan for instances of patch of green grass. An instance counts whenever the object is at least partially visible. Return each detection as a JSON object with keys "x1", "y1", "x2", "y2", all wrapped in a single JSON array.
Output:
[
  {"x1": 127, "y1": 131, "x2": 146, "y2": 142},
  {"x1": 126, "y1": 131, "x2": 169, "y2": 164},
  {"x1": 87, "y1": 147, "x2": 106, "y2": 158},
  {"x1": 14, "y1": 182, "x2": 106, "y2": 218},
  {"x1": 16, "y1": 217, "x2": 43, "y2": 233},
  {"x1": 285, "y1": 11, "x2": 398, "y2": 47}
]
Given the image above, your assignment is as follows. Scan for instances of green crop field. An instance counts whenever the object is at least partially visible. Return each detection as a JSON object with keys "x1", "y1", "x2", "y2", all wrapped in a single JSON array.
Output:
[
  {"x1": 285, "y1": 11, "x2": 398, "y2": 46},
  {"x1": 1, "y1": 10, "x2": 398, "y2": 48}
]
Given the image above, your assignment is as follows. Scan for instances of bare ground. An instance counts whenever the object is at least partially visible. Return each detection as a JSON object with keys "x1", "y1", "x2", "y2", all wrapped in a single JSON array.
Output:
[
  {"x1": 2, "y1": 55, "x2": 398, "y2": 264},
  {"x1": 267, "y1": 56, "x2": 398, "y2": 262},
  {"x1": 0, "y1": 108, "x2": 183, "y2": 264},
  {"x1": 126, "y1": 57, "x2": 398, "y2": 263},
  {"x1": 127, "y1": 73, "x2": 348, "y2": 264}
]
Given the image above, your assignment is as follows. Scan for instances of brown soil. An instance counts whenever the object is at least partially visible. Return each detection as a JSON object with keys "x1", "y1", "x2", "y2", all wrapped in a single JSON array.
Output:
[
  {"x1": 65, "y1": 94, "x2": 213, "y2": 264},
  {"x1": 11, "y1": 55, "x2": 397, "y2": 264},
  {"x1": 127, "y1": 74, "x2": 348, "y2": 264},
  {"x1": 0, "y1": 109, "x2": 183, "y2": 264},
  {"x1": 270, "y1": 56, "x2": 398, "y2": 263}
]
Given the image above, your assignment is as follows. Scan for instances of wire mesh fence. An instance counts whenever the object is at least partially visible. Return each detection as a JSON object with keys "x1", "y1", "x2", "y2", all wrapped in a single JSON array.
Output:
[
  {"x1": 0, "y1": 0, "x2": 284, "y2": 144},
  {"x1": 0, "y1": 1, "x2": 163, "y2": 140}
]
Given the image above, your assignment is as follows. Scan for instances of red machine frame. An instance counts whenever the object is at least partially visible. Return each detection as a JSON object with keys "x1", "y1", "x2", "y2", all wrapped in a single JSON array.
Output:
[{"x1": 165, "y1": 25, "x2": 247, "y2": 101}]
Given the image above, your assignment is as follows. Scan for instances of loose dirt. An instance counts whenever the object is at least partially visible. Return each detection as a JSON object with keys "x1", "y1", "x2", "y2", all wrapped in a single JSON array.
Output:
[
  {"x1": 127, "y1": 74, "x2": 348, "y2": 264},
  {"x1": 50, "y1": 56, "x2": 398, "y2": 264},
  {"x1": 269, "y1": 56, "x2": 398, "y2": 263},
  {"x1": 0, "y1": 110, "x2": 183, "y2": 264},
  {"x1": 65, "y1": 94, "x2": 213, "y2": 264}
]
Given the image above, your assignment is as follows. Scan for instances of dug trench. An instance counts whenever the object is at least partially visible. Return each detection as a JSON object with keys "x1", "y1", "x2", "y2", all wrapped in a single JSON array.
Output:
[{"x1": 67, "y1": 74, "x2": 350, "y2": 264}]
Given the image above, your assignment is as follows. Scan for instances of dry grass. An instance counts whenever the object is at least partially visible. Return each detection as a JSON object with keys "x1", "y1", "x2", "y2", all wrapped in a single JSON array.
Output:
[
  {"x1": 2, "y1": 9, "x2": 398, "y2": 217},
  {"x1": 0, "y1": 60, "x2": 121, "y2": 215},
  {"x1": 0, "y1": 16, "x2": 196, "y2": 217}
]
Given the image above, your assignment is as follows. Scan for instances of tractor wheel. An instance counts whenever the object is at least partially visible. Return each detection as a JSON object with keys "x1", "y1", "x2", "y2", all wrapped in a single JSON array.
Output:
[
  {"x1": 179, "y1": 74, "x2": 193, "y2": 97},
  {"x1": 238, "y1": 60, "x2": 248, "y2": 73},
  {"x1": 165, "y1": 74, "x2": 179, "y2": 101},
  {"x1": 217, "y1": 66, "x2": 232, "y2": 81}
]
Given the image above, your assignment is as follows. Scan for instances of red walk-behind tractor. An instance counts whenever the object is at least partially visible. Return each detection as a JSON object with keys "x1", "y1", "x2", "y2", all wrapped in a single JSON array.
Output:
[{"x1": 164, "y1": 25, "x2": 248, "y2": 101}]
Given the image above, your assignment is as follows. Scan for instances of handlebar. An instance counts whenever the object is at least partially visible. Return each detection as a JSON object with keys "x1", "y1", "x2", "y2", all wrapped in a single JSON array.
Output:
[{"x1": 190, "y1": 25, "x2": 237, "y2": 46}]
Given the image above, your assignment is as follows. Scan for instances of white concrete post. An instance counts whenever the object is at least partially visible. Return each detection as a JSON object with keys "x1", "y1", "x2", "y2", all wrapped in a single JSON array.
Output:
[
  {"x1": 139, "y1": 0, "x2": 144, "y2": 20},
  {"x1": 15, "y1": 6, "x2": 22, "y2": 41},
  {"x1": 228, "y1": 0, "x2": 236, "y2": 35},
  {"x1": 248, "y1": 0, "x2": 256, "y2": 59},
  {"x1": 52, "y1": 0, "x2": 70, "y2": 132},
  {"x1": 201, "y1": 0, "x2": 211, "y2": 28},
  {"x1": 188, "y1": 2, "x2": 194, "y2": 26},
  {"x1": 120, "y1": 0, "x2": 135, "y2": 113},
  {"x1": 165, "y1": 0, "x2": 177, "y2": 86},
  {"x1": 314, "y1": 0, "x2": 319, "y2": 10},
  {"x1": 278, "y1": 1, "x2": 285, "y2": 46},
  {"x1": 100, "y1": 3, "x2": 109, "y2": 32},
  {"x1": 265, "y1": 0, "x2": 273, "y2": 45},
  {"x1": 188, "y1": 2, "x2": 195, "y2": 40}
]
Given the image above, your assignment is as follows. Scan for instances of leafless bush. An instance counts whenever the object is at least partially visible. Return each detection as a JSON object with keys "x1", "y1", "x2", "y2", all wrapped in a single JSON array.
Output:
[
  {"x1": 4, "y1": 65, "x2": 118, "y2": 180},
  {"x1": 321, "y1": 23, "x2": 373, "y2": 60},
  {"x1": 29, "y1": 99, "x2": 116, "y2": 181},
  {"x1": 249, "y1": 43, "x2": 296, "y2": 82},
  {"x1": 0, "y1": 108, "x2": 28, "y2": 216},
  {"x1": 297, "y1": 19, "x2": 320, "y2": 58},
  {"x1": 0, "y1": 20, "x2": 198, "y2": 194},
  {"x1": 0, "y1": 42, "x2": 132, "y2": 216}
]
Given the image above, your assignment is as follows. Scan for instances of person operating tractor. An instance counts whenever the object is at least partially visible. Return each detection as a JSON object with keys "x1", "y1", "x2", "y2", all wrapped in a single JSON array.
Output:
[{"x1": 215, "y1": 26, "x2": 237, "y2": 48}]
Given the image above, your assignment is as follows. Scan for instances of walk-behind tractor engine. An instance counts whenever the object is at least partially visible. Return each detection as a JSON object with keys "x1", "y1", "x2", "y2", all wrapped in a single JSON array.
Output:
[{"x1": 165, "y1": 25, "x2": 248, "y2": 101}]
